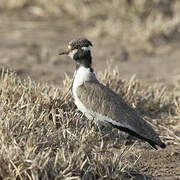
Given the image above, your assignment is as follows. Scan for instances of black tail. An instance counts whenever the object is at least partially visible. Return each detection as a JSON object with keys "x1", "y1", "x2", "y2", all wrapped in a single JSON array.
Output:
[{"x1": 108, "y1": 123, "x2": 166, "y2": 150}]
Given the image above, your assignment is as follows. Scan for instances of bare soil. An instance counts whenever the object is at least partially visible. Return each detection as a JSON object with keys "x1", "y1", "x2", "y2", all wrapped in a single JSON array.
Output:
[
  {"x1": 0, "y1": 14, "x2": 180, "y2": 179},
  {"x1": 1, "y1": 15, "x2": 180, "y2": 86}
]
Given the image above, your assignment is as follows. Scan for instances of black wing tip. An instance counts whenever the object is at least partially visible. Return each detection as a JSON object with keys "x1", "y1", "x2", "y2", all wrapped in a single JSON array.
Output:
[
  {"x1": 108, "y1": 122, "x2": 167, "y2": 150},
  {"x1": 149, "y1": 141, "x2": 166, "y2": 150},
  {"x1": 160, "y1": 142, "x2": 166, "y2": 149}
]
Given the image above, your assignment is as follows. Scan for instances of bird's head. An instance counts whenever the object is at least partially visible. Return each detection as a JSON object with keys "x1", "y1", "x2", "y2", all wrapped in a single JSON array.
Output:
[{"x1": 59, "y1": 38, "x2": 93, "y2": 68}]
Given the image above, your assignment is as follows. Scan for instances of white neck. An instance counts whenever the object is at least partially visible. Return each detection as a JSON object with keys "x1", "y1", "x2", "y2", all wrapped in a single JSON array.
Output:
[{"x1": 73, "y1": 66, "x2": 97, "y2": 92}]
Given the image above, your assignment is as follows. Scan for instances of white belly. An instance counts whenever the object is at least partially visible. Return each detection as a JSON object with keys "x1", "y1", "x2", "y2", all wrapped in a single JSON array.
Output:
[{"x1": 74, "y1": 94, "x2": 95, "y2": 120}]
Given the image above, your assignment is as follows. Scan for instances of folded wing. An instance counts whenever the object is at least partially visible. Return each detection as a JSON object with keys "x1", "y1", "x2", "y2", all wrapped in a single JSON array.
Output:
[{"x1": 76, "y1": 81, "x2": 166, "y2": 149}]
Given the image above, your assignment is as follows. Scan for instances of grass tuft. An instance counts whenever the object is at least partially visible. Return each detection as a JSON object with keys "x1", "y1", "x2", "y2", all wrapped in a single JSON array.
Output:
[{"x1": 0, "y1": 69, "x2": 179, "y2": 179}]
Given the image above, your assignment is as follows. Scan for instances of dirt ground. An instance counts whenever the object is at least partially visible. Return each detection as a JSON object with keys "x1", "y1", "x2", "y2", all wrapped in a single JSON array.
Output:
[
  {"x1": 1, "y1": 14, "x2": 180, "y2": 86},
  {"x1": 0, "y1": 14, "x2": 180, "y2": 179}
]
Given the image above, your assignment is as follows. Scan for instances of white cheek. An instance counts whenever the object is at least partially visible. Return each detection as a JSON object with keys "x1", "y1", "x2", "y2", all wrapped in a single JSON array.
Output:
[{"x1": 68, "y1": 49, "x2": 78, "y2": 58}]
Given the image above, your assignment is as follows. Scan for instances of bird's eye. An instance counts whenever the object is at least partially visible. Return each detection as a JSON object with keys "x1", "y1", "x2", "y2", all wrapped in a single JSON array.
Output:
[{"x1": 73, "y1": 45, "x2": 79, "y2": 49}]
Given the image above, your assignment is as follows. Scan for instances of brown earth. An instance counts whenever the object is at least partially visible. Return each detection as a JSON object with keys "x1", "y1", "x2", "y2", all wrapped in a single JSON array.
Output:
[
  {"x1": 0, "y1": 14, "x2": 180, "y2": 179},
  {"x1": 1, "y1": 14, "x2": 180, "y2": 86}
]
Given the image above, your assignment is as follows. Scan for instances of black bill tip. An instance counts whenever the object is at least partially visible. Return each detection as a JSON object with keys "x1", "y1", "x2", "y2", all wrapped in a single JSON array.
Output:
[{"x1": 59, "y1": 51, "x2": 67, "y2": 55}]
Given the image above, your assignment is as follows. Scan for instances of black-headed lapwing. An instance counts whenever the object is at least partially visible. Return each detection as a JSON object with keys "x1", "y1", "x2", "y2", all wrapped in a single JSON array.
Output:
[{"x1": 59, "y1": 38, "x2": 166, "y2": 150}]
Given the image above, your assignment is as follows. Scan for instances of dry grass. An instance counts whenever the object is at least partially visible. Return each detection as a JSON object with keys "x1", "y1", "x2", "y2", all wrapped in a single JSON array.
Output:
[
  {"x1": 0, "y1": 69, "x2": 179, "y2": 179},
  {"x1": 1, "y1": 0, "x2": 180, "y2": 52},
  {"x1": 0, "y1": 1, "x2": 179, "y2": 178}
]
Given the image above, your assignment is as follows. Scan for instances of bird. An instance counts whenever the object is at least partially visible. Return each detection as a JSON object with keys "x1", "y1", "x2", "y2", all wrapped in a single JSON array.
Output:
[{"x1": 59, "y1": 37, "x2": 166, "y2": 150}]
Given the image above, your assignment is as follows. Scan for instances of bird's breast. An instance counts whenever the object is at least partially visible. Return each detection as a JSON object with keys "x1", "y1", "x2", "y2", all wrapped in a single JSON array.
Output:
[{"x1": 72, "y1": 66, "x2": 96, "y2": 95}]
